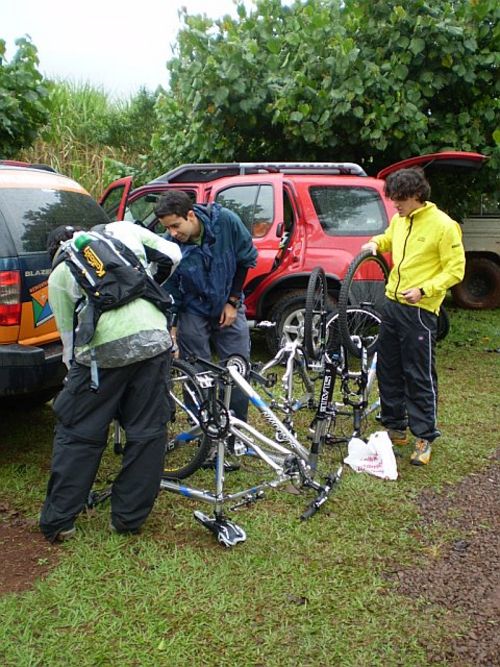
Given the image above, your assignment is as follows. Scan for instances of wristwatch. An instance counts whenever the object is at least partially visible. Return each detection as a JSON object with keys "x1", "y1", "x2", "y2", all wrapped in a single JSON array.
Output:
[
  {"x1": 419, "y1": 288, "x2": 426, "y2": 297},
  {"x1": 227, "y1": 296, "x2": 242, "y2": 309}
]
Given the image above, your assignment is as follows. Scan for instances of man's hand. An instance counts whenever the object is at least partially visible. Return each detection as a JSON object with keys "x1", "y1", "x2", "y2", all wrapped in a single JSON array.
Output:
[
  {"x1": 361, "y1": 241, "x2": 378, "y2": 256},
  {"x1": 219, "y1": 303, "x2": 238, "y2": 328},
  {"x1": 400, "y1": 288, "x2": 423, "y2": 304}
]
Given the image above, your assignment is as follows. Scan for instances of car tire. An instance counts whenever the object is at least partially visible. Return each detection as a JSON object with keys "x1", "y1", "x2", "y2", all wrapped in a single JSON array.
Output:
[
  {"x1": 265, "y1": 291, "x2": 337, "y2": 355},
  {"x1": 451, "y1": 257, "x2": 500, "y2": 310},
  {"x1": 265, "y1": 292, "x2": 307, "y2": 355}
]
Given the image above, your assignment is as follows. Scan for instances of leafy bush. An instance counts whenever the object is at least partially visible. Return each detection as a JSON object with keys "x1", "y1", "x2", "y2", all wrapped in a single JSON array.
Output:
[
  {"x1": 0, "y1": 36, "x2": 50, "y2": 156},
  {"x1": 150, "y1": 0, "x2": 500, "y2": 198}
]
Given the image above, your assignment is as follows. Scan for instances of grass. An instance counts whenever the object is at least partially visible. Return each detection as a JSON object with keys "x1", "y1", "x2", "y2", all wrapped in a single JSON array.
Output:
[{"x1": 0, "y1": 304, "x2": 498, "y2": 666}]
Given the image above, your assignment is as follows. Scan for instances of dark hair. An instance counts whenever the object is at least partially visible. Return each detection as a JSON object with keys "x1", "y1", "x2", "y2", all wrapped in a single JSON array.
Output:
[
  {"x1": 46, "y1": 225, "x2": 82, "y2": 262},
  {"x1": 384, "y1": 167, "x2": 431, "y2": 203},
  {"x1": 155, "y1": 190, "x2": 193, "y2": 219}
]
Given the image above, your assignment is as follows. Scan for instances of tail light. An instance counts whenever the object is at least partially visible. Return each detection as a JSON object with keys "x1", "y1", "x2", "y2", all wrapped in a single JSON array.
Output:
[{"x1": 0, "y1": 270, "x2": 22, "y2": 325}]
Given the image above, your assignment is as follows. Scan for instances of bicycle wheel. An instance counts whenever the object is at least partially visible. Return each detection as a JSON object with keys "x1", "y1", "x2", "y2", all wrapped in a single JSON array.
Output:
[
  {"x1": 162, "y1": 359, "x2": 211, "y2": 480},
  {"x1": 338, "y1": 250, "x2": 389, "y2": 357},
  {"x1": 437, "y1": 304, "x2": 450, "y2": 342},
  {"x1": 327, "y1": 306, "x2": 382, "y2": 358},
  {"x1": 304, "y1": 267, "x2": 328, "y2": 361}
]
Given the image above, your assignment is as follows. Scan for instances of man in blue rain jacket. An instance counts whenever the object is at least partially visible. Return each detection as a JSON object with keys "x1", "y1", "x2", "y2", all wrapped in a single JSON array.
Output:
[{"x1": 155, "y1": 191, "x2": 257, "y2": 423}]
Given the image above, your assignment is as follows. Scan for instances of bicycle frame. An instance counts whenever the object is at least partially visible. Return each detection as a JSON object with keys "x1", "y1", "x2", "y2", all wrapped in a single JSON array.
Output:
[
  {"x1": 258, "y1": 337, "x2": 318, "y2": 414},
  {"x1": 159, "y1": 360, "x2": 342, "y2": 544}
]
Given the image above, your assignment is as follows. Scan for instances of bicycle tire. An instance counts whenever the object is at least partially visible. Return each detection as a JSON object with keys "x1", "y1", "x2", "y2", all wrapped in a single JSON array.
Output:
[
  {"x1": 162, "y1": 359, "x2": 211, "y2": 480},
  {"x1": 304, "y1": 267, "x2": 328, "y2": 361},
  {"x1": 338, "y1": 250, "x2": 389, "y2": 357},
  {"x1": 437, "y1": 304, "x2": 450, "y2": 342},
  {"x1": 325, "y1": 307, "x2": 380, "y2": 355}
]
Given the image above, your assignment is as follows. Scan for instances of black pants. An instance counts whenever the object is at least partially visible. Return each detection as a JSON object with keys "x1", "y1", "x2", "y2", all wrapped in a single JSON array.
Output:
[
  {"x1": 377, "y1": 299, "x2": 440, "y2": 442},
  {"x1": 177, "y1": 310, "x2": 251, "y2": 421},
  {"x1": 40, "y1": 352, "x2": 171, "y2": 541}
]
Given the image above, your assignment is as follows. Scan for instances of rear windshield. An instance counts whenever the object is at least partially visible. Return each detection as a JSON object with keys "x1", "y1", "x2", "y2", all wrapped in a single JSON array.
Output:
[
  {"x1": 309, "y1": 186, "x2": 387, "y2": 236},
  {"x1": 0, "y1": 188, "x2": 110, "y2": 253}
]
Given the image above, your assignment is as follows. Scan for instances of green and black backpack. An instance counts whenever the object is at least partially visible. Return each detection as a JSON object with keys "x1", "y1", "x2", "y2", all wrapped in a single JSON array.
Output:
[{"x1": 55, "y1": 229, "x2": 173, "y2": 346}]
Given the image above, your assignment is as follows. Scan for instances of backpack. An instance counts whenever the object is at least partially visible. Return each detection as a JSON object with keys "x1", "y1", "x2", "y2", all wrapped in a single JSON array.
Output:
[{"x1": 56, "y1": 230, "x2": 173, "y2": 346}]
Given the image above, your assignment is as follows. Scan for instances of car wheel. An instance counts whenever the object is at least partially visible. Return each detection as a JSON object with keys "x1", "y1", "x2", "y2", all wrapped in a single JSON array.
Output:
[
  {"x1": 451, "y1": 257, "x2": 500, "y2": 309},
  {"x1": 265, "y1": 291, "x2": 337, "y2": 356},
  {"x1": 265, "y1": 293, "x2": 308, "y2": 355}
]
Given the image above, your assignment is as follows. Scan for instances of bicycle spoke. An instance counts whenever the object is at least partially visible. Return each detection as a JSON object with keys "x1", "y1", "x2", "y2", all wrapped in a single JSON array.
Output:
[
  {"x1": 338, "y1": 250, "x2": 389, "y2": 357},
  {"x1": 162, "y1": 359, "x2": 211, "y2": 480}
]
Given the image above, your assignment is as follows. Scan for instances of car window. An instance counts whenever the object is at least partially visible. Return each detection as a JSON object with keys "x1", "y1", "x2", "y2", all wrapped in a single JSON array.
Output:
[
  {"x1": 309, "y1": 186, "x2": 387, "y2": 236},
  {"x1": 0, "y1": 188, "x2": 109, "y2": 253},
  {"x1": 125, "y1": 190, "x2": 197, "y2": 234},
  {"x1": 125, "y1": 194, "x2": 159, "y2": 225},
  {"x1": 0, "y1": 206, "x2": 15, "y2": 254},
  {"x1": 215, "y1": 185, "x2": 274, "y2": 237},
  {"x1": 101, "y1": 184, "x2": 126, "y2": 221}
]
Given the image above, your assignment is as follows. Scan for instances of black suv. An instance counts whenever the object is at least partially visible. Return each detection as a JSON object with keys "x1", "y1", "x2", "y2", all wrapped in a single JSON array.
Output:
[{"x1": 0, "y1": 164, "x2": 110, "y2": 407}]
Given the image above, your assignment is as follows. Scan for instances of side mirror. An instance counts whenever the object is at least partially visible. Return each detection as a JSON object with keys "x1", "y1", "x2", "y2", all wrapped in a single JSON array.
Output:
[{"x1": 276, "y1": 222, "x2": 284, "y2": 237}]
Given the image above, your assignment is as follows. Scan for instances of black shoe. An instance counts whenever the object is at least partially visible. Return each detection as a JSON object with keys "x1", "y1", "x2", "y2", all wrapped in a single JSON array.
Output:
[
  {"x1": 55, "y1": 526, "x2": 76, "y2": 542},
  {"x1": 109, "y1": 520, "x2": 141, "y2": 535}
]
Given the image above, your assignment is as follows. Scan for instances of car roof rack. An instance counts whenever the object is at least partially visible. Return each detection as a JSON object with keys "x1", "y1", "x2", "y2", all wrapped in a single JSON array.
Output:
[{"x1": 150, "y1": 162, "x2": 367, "y2": 184}]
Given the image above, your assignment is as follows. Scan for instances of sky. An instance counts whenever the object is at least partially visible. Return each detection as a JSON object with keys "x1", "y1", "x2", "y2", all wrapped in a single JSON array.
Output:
[{"x1": 1, "y1": 0, "x2": 252, "y2": 99}]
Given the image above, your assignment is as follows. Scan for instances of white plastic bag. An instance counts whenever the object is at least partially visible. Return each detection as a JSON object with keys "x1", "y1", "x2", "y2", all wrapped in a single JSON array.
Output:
[{"x1": 344, "y1": 431, "x2": 398, "y2": 480}]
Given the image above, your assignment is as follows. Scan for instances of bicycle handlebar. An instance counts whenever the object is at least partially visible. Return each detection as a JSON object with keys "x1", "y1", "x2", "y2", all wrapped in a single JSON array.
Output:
[{"x1": 300, "y1": 466, "x2": 342, "y2": 520}]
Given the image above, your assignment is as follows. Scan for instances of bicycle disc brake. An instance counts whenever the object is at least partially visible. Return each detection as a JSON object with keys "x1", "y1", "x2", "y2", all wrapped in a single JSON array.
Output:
[{"x1": 199, "y1": 399, "x2": 230, "y2": 439}]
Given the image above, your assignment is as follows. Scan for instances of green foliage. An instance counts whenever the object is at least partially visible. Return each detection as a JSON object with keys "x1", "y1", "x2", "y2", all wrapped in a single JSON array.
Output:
[
  {"x1": 104, "y1": 87, "x2": 161, "y2": 153},
  {"x1": 0, "y1": 36, "x2": 50, "y2": 157},
  {"x1": 150, "y1": 0, "x2": 500, "y2": 196},
  {"x1": 19, "y1": 82, "x2": 161, "y2": 196},
  {"x1": 0, "y1": 308, "x2": 498, "y2": 665}
]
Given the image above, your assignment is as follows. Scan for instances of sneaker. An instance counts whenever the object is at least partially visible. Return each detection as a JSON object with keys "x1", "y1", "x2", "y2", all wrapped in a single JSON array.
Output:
[
  {"x1": 387, "y1": 429, "x2": 409, "y2": 446},
  {"x1": 410, "y1": 438, "x2": 432, "y2": 466},
  {"x1": 55, "y1": 526, "x2": 76, "y2": 542}
]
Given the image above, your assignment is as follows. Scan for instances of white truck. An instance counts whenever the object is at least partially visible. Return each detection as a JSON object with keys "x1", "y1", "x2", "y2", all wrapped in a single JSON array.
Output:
[{"x1": 452, "y1": 216, "x2": 500, "y2": 309}]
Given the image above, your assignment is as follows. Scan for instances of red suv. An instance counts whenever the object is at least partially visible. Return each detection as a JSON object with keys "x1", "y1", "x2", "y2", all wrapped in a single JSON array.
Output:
[{"x1": 100, "y1": 152, "x2": 486, "y2": 351}]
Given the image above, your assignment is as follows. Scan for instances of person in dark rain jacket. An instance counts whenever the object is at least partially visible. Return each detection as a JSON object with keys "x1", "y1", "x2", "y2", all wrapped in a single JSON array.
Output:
[{"x1": 155, "y1": 191, "x2": 257, "y2": 427}]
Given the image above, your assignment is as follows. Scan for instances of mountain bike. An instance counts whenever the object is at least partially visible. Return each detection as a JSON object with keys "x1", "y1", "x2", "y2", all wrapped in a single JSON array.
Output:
[
  {"x1": 251, "y1": 321, "x2": 321, "y2": 442},
  {"x1": 88, "y1": 351, "x2": 343, "y2": 547},
  {"x1": 158, "y1": 352, "x2": 343, "y2": 546},
  {"x1": 301, "y1": 266, "x2": 381, "y2": 449}
]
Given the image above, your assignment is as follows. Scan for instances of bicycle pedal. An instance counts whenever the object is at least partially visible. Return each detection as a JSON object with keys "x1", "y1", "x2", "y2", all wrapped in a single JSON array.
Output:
[
  {"x1": 200, "y1": 458, "x2": 241, "y2": 472},
  {"x1": 193, "y1": 511, "x2": 247, "y2": 547},
  {"x1": 231, "y1": 440, "x2": 247, "y2": 456}
]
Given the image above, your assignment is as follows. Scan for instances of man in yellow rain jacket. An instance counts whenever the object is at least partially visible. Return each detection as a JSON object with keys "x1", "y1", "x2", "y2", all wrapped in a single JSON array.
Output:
[{"x1": 362, "y1": 167, "x2": 465, "y2": 466}]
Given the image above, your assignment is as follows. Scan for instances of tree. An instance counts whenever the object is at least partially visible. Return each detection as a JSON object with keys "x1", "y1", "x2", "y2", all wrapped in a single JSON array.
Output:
[
  {"x1": 150, "y1": 0, "x2": 499, "y2": 200},
  {"x1": 105, "y1": 87, "x2": 162, "y2": 154},
  {"x1": 0, "y1": 36, "x2": 50, "y2": 157}
]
